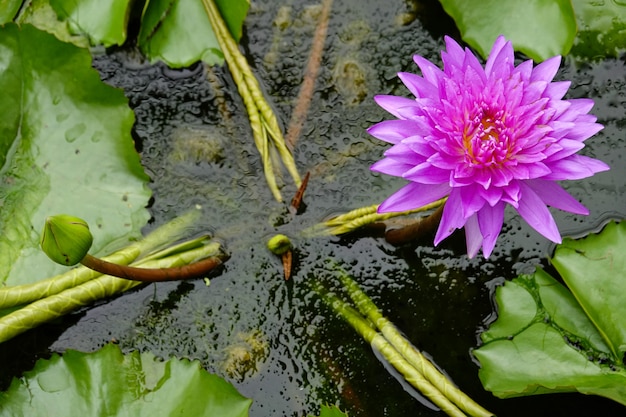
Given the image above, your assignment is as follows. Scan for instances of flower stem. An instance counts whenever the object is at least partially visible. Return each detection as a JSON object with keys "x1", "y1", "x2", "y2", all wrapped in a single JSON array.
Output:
[
  {"x1": 305, "y1": 197, "x2": 447, "y2": 237},
  {"x1": 202, "y1": 0, "x2": 301, "y2": 201},
  {"x1": 80, "y1": 244, "x2": 226, "y2": 282},
  {"x1": 0, "y1": 239, "x2": 223, "y2": 343},
  {"x1": 284, "y1": 0, "x2": 333, "y2": 150},
  {"x1": 315, "y1": 284, "x2": 468, "y2": 417},
  {"x1": 336, "y1": 271, "x2": 493, "y2": 417},
  {"x1": 0, "y1": 208, "x2": 203, "y2": 309}
]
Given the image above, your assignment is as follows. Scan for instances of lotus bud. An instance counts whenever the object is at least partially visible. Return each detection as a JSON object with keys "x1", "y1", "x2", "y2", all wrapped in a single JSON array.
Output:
[
  {"x1": 40, "y1": 214, "x2": 93, "y2": 266},
  {"x1": 267, "y1": 234, "x2": 292, "y2": 255}
]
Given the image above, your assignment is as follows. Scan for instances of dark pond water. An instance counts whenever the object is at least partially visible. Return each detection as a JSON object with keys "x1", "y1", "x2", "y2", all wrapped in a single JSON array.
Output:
[{"x1": 1, "y1": 0, "x2": 625, "y2": 416}]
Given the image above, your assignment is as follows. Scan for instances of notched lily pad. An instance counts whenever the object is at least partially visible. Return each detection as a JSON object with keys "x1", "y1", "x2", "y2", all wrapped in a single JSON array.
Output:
[
  {"x1": 0, "y1": 343, "x2": 252, "y2": 417},
  {"x1": 474, "y1": 221, "x2": 626, "y2": 405}
]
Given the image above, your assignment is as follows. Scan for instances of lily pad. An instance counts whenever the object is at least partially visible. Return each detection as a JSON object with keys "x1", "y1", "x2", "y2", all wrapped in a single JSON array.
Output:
[
  {"x1": 138, "y1": 0, "x2": 250, "y2": 67},
  {"x1": 14, "y1": 0, "x2": 90, "y2": 48},
  {"x1": 0, "y1": 0, "x2": 21, "y2": 23},
  {"x1": 310, "y1": 405, "x2": 349, "y2": 417},
  {"x1": 551, "y1": 221, "x2": 626, "y2": 361},
  {"x1": 570, "y1": 0, "x2": 626, "y2": 59},
  {"x1": 49, "y1": 0, "x2": 132, "y2": 47},
  {"x1": 0, "y1": 343, "x2": 252, "y2": 417},
  {"x1": 438, "y1": 0, "x2": 577, "y2": 62},
  {"x1": 16, "y1": 0, "x2": 249, "y2": 67},
  {"x1": 0, "y1": 23, "x2": 151, "y2": 286},
  {"x1": 474, "y1": 221, "x2": 626, "y2": 404}
]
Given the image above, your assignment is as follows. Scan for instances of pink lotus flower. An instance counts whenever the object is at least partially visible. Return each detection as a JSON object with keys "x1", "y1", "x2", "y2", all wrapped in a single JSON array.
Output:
[{"x1": 369, "y1": 35, "x2": 609, "y2": 258}]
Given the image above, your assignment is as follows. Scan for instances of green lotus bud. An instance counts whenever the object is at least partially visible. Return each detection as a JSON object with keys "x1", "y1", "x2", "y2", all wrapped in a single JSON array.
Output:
[
  {"x1": 40, "y1": 214, "x2": 93, "y2": 266},
  {"x1": 267, "y1": 234, "x2": 292, "y2": 255}
]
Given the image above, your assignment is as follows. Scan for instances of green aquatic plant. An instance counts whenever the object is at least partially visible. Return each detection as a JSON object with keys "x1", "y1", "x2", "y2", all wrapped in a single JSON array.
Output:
[
  {"x1": 267, "y1": 234, "x2": 293, "y2": 256},
  {"x1": 3, "y1": 0, "x2": 250, "y2": 67},
  {"x1": 220, "y1": 330, "x2": 269, "y2": 381},
  {"x1": 438, "y1": 0, "x2": 576, "y2": 62},
  {"x1": 438, "y1": 0, "x2": 626, "y2": 61},
  {"x1": 307, "y1": 197, "x2": 446, "y2": 237},
  {"x1": 202, "y1": 0, "x2": 301, "y2": 202},
  {"x1": 316, "y1": 269, "x2": 493, "y2": 417},
  {"x1": 41, "y1": 214, "x2": 226, "y2": 282},
  {"x1": 474, "y1": 221, "x2": 626, "y2": 405},
  {"x1": 0, "y1": 343, "x2": 252, "y2": 417},
  {"x1": 0, "y1": 208, "x2": 226, "y2": 344},
  {"x1": 0, "y1": 23, "x2": 151, "y2": 287},
  {"x1": 0, "y1": 208, "x2": 202, "y2": 310}
]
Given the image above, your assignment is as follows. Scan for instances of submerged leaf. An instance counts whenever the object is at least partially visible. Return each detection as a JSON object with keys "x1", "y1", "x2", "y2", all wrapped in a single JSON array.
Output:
[
  {"x1": 0, "y1": 24, "x2": 151, "y2": 286},
  {"x1": 474, "y1": 221, "x2": 626, "y2": 405},
  {"x1": 438, "y1": 0, "x2": 577, "y2": 62},
  {"x1": 0, "y1": 344, "x2": 252, "y2": 417}
]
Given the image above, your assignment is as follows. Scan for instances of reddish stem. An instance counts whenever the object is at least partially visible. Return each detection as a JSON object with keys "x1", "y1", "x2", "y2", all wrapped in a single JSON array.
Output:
[{"x1": 80, "y1": 254, "x2": 224, "y2": 282}]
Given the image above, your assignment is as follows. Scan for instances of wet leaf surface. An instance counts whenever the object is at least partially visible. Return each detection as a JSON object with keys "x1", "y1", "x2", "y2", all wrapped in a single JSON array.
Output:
[
  {"x1": 50, "y1": 0, "x2": 132, "y2": 46},
  {"x1": 139, "y1": 0, "x2": 249, "y2": 67},
  {"x1": 0, "y1": 24, "x2": 151, "y2": 286},
  {"x1": 475, "y1": 222, "x2": 626, "y2": 405},
  {"x1": 570, "y1": 0, "x2": 626, "y2": 59},
  {"x1": 0, "y1": 343, "x2": 252, "y2": 417},
  {"x1": 437, "y1": 0, "x2": 577, "y2": 61}
]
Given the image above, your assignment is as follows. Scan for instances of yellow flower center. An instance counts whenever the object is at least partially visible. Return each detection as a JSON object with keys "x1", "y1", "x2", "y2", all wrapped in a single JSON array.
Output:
[{"x1": 463, "y1": 108, "x2": 510, "y2": 167}]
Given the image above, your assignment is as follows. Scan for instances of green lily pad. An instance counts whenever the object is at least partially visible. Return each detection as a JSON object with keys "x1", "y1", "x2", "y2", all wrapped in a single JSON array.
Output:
[
  {"x1": 17, "y1": 0, "x2": 249, "y2": 67},
  {"x1": 552, "y1": 221, "x2": 626, "y2": 360},
  {"x1": 49, "y1": 0, "x2": 132, "y2": 47},
  {"x1": 570, "y1": 0, "x2": 626, "y2": 59},
  {"x1": 474, "y1": 221, "x2": 626, "y2": 404},
  {"x1": 0, "y1": 23, "x2": 151, "y2": 286},
  {"x1": 0, "y1": 343, "x2": 252, "y2": 417},
  {"x1": 438, "y1": 0, "x2": 577, "y2": 62},
  {"x1": 0, "y1": 0, "x2": 21, "y2": 23},
  {"x1": 310, "y1": 405, "x2": 348, "y2": 417},
  {"x1": 138, "y1": 0, "x2": 249, "y2": 67},
  {"x1": 14, "y1": 0, "x2": 90, "y2": 48}
]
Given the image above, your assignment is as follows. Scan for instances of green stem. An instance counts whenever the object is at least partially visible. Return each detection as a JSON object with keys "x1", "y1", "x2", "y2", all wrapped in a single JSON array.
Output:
[
  {"x1": 0, "y1": 208, "x2": 203, "y2": 309},
  {"x1": 201, "y1": 0, "x2": 301, "y2": 201},
  {"x1": 336, "y1": 271, "x2": 493, "y2": 417},
  {"x1": 0, "y1": 240, "x2": 221, "y2": 343},
  {"x1": 316, "y1": 285, "x2": 467, "y2": 417},
  {"x1": 305, "y1": 198, "x2": 447, "y2": 237},
  {"x1": 0, "y1": 276, "x2": 140, "y2": 344}
]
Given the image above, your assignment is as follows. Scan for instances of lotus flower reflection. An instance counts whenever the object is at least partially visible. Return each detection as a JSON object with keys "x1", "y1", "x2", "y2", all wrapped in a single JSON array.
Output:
[{"x1": 369, "y1": 35, "x2": 609, "y2": 258}]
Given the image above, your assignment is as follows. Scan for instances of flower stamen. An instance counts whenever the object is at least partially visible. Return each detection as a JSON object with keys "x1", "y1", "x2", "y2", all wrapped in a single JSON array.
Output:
[{"x1": 463, "y1": 106, "x2": 510, "y2": 167}]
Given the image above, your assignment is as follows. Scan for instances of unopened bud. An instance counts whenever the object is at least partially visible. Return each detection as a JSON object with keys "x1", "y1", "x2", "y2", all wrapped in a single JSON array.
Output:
[{"x1": 40, "y1": 215, "x2": 93, "y2": 266}]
